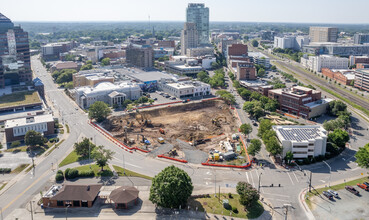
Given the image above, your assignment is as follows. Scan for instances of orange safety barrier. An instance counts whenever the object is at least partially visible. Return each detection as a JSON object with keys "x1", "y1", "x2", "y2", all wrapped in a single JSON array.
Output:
[{"x1": 157, "y1": 155, "x2": 188, "y2": 163}]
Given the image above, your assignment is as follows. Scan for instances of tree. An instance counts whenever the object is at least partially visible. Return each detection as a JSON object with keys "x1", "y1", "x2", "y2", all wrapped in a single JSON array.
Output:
[
  {"x1": 285, "y1": 151, "x2": 293, "y2": 164},
  {"x1": 92, "y1": 145, "x2": 115, "y2": 171},
  {"x1": 215, "y1": 90, "x2": 235, "y2": 104},
  {"x1": 137, "y1": 96, "x2": 149, "y2": 104},
  {"x1": 257, "y1": 68, "x2": 266, "y2": 77},
  {"x1": 122, "y1": 99, "x2": 133, "y2": 108},
  {"x1": 328, "y1": 129, "x2": 349, "y2": 149},
  {"x1": 11, "y1": 141, "x2": 21, "y2": 148},
  {"x1": 356, "y1": 143, "x2": 369, "y2": 168},
  {"x1": 197, "y1": 71, "x2": 209, "y2": 83},
  {"x1": 236, "y1": 182, "x2": 260, "y2": 208},
  {"x1": 248, "y1": 139, "x2": 261, "y2": 156},
  {"x1": 25, "y1": 130, "x2": 45, "y2": 147},
  {"x1": 258, "y1": 119, "x2": 273, "y2": 137},
  {"x1": 270, "y1": 65, "x2": 277, "y2": 71},
  {"x1": 265, "y1": 136, "x2": 282, "y2": 156},
  {"x1": 88, "y1": 101, "x2": 112, "y2": 122},
  {"x1": 149, "y1": 165, "x2": 193, "y2": 208},
  {"x1": 327, "y1": 100, "x2": 347, "y2": 116},
  {"x1": 265, "y1": 99, "x2": 278, "y2": 112},
  {"x1": 240, "y1": 124, "x2": 253, "y2": 137},
  {"x1": 251, "y1": 39, "x2": 259, "y2": 47},
  {"x1": 101, "y1": 58, "x2": 111, "y2": 66},
  {"x1": 80, "y1": 63, "x2": 93, "y2": 71},
  {"x1": 74, "y1": 137, "x2": 96, "y2": 157},
  {"x1": 253, "y1": 106, "x2": 264, "y2": 119}
]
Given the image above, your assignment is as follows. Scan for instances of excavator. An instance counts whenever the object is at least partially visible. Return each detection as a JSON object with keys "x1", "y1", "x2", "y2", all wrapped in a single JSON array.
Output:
[
  {"x1": 159, "y1": 128, "x2": 165, "y2": 135},
  {"x1": 212, "y1": 116, "x2": 227, "y2": 127}
]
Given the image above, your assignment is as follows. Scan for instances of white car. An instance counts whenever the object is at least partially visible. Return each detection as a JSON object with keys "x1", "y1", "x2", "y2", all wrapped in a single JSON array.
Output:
[{"x1": 327, "y1": 189, "x2": 339, "y2": 198}]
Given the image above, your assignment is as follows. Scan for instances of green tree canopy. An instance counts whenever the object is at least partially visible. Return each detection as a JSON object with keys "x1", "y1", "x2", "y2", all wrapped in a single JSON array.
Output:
[
  {"x1": 240, "y1": 123, "x2": 253, "y2": 136},
  {"x1": 92, "y1": 145, "x2": 115, "y2": 171},
  {"x1": 25, "y1": 130, "x2": 46, "y2": 147},
  {"x1": 215, "y1": 90, "x2": 236, "y2": 104},
  {"x1": 258, "y1": 119, "x2": 273, "y2": 137},
  {"x1": 356, "y1": 143, "x2": 369, "y2": 169},
  {"x1": 149, "y1": 165, "x2": 193, "y2": 208},
  {"x1": 88, "y1": 101, "x2": 112, "y2": 122},
  {"x1": 328, "y1": 129, "x2": 349, "y2": 149},
  {"x1": 265, "y1": 136, "x2": 282, "y2": 156},
  {"x1": 248, "y1": 139, "x2": 262, "y2": 156},
  {"x1": 74, "y1": 137, "x2": 96, "y2": 157},
  {"x1": 101, "y1": 58, "x2": 111, "y2": 66},
  {"x1": 285, "y1": 151, "x2": 293, "y2": 164},
  {"x1": 327, "y1": 100, "x2": 347, "y2": 116},
  {"x1": 197, "y1": 71, "x2": 210, "y2": 83},
  {"x1": 236, "y1": 181, "x2": 260, "y2": 208},
  {"x1": 251, "y1": 39, "x2": 259, "y2": 47}
]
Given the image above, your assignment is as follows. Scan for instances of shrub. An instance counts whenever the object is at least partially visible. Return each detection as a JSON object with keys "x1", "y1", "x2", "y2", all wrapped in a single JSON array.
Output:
[
  {"x1": 78, "y1": 170, "x2": 95, "y2": 177},
  {"x1": 55, "y1": 173, "x2": 64, "y2": 182},
  {"x1": 11, "y1": 141, "x2": 21, "y2": 148},
  {"x1": 228, "y1": 192, "x2": 233, "y2": 198},
  {"x1": 232, "y1": 207, "x2": 238, "y2": 214},
  {"x1": 65, "y1": 168, "x2": 79, "y2": 179},
  {"x1": 57, "y1": 170, "x2": 63, "y2": 175},
  {"x1": 0, "y1": 168, "x2": 11, "y2": 173},
  {"x1": 223, "y1": 203, "x2": 232, "y2": 210}
]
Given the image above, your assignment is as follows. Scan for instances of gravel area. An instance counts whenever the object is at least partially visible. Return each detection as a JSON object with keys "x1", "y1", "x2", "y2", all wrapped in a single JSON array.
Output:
[
  {"x1": 184, "y1": 149, "x2": 208, "y2": 164},
  {"x1": 148, "y1": 143, "x2": 174, "y2": 157}
]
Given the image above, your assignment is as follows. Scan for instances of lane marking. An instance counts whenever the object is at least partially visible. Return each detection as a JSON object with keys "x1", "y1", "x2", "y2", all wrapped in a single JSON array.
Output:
[
  {"x1": 320, "y1": 180, "x2": 326, "y2": 183},
  {"x1": 249, "y1": 171, "x2": 255, "y2": 188},
  {"x1": 262, "y1": 192, "x2": 290, "y2": 198},
  {"x1": 245, "y1": 172, "x2": 250, "y2": 183},
  {"x1": 286, "y1": 172, "x2": 295, "y2": 185},
  {"x1": 293, "y1": 171, "x2": 299, "y2": 183}
]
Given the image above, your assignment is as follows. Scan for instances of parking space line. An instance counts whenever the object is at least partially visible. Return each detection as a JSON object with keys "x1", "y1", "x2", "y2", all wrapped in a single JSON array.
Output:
[
  {"x1": 293, "y1": 171, "x2": 299, "y2": 183},
  {"x1": 286, "y1": 172, "x2": 295, "y2": 185},
  {"x1": 245, "y1": 172, "x2": 250, "y2": 184},
  {"x1": 249, "y1": 171, "x2": 255, "y2": 188}
]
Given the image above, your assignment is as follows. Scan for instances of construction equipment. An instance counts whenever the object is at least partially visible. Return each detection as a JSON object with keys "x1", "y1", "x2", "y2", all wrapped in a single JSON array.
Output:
[
  {"x1": 159, "y1": 128, "x2": 165, "y2": 135},
  {"x1": 212, "y1": 116, "x2": 227, "y2": 127},
  {"x1": 137, "y1": 134, "x2": 145, "y2": 143},
  {"x1": 168, "y1": 149, "x2": 178, "y2": 157},
  {"x1": 158, "y1": 137, "x2": 165, "y2": 144}
]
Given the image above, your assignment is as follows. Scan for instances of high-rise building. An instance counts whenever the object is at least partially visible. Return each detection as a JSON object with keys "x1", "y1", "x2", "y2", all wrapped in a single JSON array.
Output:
[
  {"x1": 186, "y1": 3, "x2": 209, "y2": 45},
  {"x1": 181, "y1": 22, "x2": 198, "y2": 55},
  {"x1": 354, "y1": 34, "x2": 369, "y2": 44},
  {"x1": 0, "y1": 13, "x2": 31, "y2": 88},
  {"x1": 126, "y1": 44, "x2": 154, "y2": 69},
  {"x1": 309, "y1": 27, "x2": 338, "y2": 43}
]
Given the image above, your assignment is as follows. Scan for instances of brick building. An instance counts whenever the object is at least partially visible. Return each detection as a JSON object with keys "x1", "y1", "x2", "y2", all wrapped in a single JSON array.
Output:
[
  {"x1": 158, "y1": 40, "x2": 175, "y2": 48},
  {"x1": 356, "y1": 63, "x2": 369, "y2": 69},
  {"x1": 236, "y1": 62, "x2": 256, "y2": 80},
  {"x1": 321, "y1": 68, "x2": 355, "y2": 85},
  {"x1": 227, "y1": 44, "x2": 248, "y2": 57},
  {"x1": 349, "y1": 55, "x2": 369, "y2": 66},
  {"x1": 268, "y1": 86, "x2": 326, "y2": 118},
  {"x1": 354, "y1": 69, "x2": 369, "y2": 92}
]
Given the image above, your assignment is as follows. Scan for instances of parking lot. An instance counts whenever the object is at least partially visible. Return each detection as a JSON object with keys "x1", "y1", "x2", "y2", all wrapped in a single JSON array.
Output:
[
  {"x1": 260, "y1": 71, "x2": 296, "y2": 88},
  {"x1": 310, "y1": 187, "x2": 369, "y2": 220}
]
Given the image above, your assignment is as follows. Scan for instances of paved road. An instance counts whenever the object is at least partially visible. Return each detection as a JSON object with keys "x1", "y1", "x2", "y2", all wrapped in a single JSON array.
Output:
[{"x1": 0, "y1": 55, "x2": 368, "y2": 220}]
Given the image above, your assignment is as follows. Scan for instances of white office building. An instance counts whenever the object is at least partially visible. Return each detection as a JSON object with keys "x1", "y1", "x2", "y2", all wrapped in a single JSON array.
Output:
[
  {"x1": 159, "y1": 79, "x2": 210, "y2": 98},
  {"x1": 300, "y1": 55, "x2": 349, "y2": 72},
  {"x1": 74, "y1": 81, "x2": 141, "y2": 109},
  {"x1": 248, "y1": 52, "x2": 271, "y2": 69},
  {"x1": 274, "y1": 36, "x2": 296, "y2": 49},
  {"x1": 273, "y1": 125, "x2": 327, "y2": 159}
]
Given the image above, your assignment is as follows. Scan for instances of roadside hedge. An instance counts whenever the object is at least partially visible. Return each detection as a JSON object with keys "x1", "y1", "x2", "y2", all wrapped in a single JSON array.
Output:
[{"x1": 0, "y1": 168, "x2": 11, "y2": 173}]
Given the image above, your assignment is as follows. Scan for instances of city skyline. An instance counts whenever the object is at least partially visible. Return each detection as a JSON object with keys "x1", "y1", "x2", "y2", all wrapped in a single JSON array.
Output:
[{"x1": 1, "y1": 0, "x2": 369, "y2": 24}]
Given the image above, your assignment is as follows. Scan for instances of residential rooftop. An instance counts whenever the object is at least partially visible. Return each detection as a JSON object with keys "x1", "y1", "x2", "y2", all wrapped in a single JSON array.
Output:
[
  {"x1": 273, "y1": 125, "x2": 327, "y2": 142},
  {"x1": 5, "y1": 113, "x2": 54, "y2": 128}
]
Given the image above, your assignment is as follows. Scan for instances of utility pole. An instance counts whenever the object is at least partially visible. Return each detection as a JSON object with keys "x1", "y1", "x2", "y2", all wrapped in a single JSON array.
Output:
[
  {"x1": 29, "y1": 201, "x2": 34, "y2": 220},
  {"x1": 214, "y1": 169, "x2": 216, "y2": 197},
  {"x1": 65, "y1": 204, "x2": 70, "y2": 220},
  {"x1": 122, "y1": 154, "x2": 126, "y2": 175},
  {"x1": 258, "y1": 172, "x2": 263, "y2": 193},
  {"x1": 283, "y1": 204, "x2": 291, "y2": 220},
  {"x1": 309, "y1": 171, "x2": 312, "y2": 192}
]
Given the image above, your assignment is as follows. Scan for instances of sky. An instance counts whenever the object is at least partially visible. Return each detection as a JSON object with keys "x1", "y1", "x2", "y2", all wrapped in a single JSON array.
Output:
[{"x1": 1, "y1": 0, "x2": 369, "y2": 24}]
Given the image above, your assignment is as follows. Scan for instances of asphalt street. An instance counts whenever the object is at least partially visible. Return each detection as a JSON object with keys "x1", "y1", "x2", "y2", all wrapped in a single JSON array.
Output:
[{"x1": 0, "y1": 55, "x2": 368, "y2": 220}]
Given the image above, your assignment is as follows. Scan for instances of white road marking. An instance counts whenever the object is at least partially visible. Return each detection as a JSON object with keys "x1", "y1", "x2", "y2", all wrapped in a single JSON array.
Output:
[
  {"x1": 125, "y1": 162, "x2": 142, "y2": 169},
  {"x1": 286, "y1": 172, "x2": 295, "y2": 185},
  {"x1": 293, "y1": 171, "x2": 299, "y2": 183},
  {"x1": 254, "y1": 169, "x2": 264, "y2": 193},
  {"x1": 204, "y1": 178, "x2": 212, "y2": 180},
  {"x1": 320, "y1": 180, "x2": 326, "y2": 183},
  {"x1": 351, "y1": 167, "x2": 360, "y2": 171},
  {"x1": 245, "y1": 172, "x2": 250, "y2": 183},
  {"x1": 249, "y1": 171, "x2": 255, "y2": 188},
  {"x1": 262, "y1": 192, "x2": 290, "y2": 198}
]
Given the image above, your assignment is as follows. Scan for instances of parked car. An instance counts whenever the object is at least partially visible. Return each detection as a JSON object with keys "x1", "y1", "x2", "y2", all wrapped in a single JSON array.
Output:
[
  {"x1": 169, "y1": 97, "x2": 176, "y2": 100},
  {"x1": 363, "y1": 182, "x2": 369, "y2": 187},
  {"x1": 327, "y1": 189, "x2": 339, "y2": 198},
  {"x1": 357, "y1": 183, "x2": 369, "y2": 191},
  {"x1": 345, "y1": 186, "x2": 359, "y2": 195},
  {"x1": 322, "y1": 191, "x2": 333, "y2": 200},
  {"x1": 153, "y1": 98, "x2": 158, "y2": 101}
]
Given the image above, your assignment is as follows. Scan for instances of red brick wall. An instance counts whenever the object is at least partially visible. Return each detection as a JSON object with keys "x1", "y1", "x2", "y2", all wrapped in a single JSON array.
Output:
[{"x1": 228, "y1": 44, "x2": 248, "y2": 56}]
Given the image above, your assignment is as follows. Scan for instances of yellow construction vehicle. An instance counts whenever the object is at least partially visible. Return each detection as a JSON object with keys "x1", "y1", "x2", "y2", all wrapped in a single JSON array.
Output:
[{"x1": 212, "y1": 116, "x2": 227, "y2": 127}]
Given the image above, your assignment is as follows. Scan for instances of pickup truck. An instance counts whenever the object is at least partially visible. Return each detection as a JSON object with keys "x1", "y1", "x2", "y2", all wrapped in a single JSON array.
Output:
[
  {"x1": 322, "y1": 191, "x2": 333, "y2": 200},
  {"x1": 345, "y1": 186, "x2": 359, "y2": 195},
  {"x1": 357, "y1": 183, "x2": 369, "y2": 191}
]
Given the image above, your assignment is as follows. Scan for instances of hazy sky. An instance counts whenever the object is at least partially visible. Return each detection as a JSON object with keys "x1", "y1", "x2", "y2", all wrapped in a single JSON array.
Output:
[{"x1": 1, "y1": 0, "x2": 369, "y2": 23}]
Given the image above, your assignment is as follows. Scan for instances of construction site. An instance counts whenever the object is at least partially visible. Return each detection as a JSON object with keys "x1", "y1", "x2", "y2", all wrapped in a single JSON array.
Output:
[{"x1": 103, "y1": 99, "x2": 249, "y2": 165}]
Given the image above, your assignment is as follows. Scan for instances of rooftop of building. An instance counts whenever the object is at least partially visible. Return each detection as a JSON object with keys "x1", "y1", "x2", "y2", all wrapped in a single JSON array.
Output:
[
  {"x1": 304, "y1": 98, "x2": 334, "y2": 108},
  {"x1": 76, "y1": 81, "x2": 140, "y2": 95},
  {"x1": 355, "y1": 68, "x2": 369, "y2": 74},
  {"x1": 248, "y1": 52, "x2": 269, "y2": 58},
  {"x1": 329, "y1": 69, "x2": 356, "y2": 80},
  {"x1": 166, "y1": 80, "x2": 209, "y2": 89},
  {"x1": 0, "y1": 90, "x2": 42, "y2": 110},
  {"x1": 54, "y1": 61, "x2": 79, "y2": 69},
  {"x1": 270, "y1": 86, "x2": 320, "y2": 96},
  {"x1": 5, "y1": 113, "x2": 53, "y2": 128},
  {"x1": 170, "y1": 64, "x2": 203, "y2": 70},
  {"x1": 273, "y1": 125, "x2": 327, "y2": 142},
  {"x1": 46, "y1": 184, "x2": 102, "y2": 201},
  {"x1": 239, "y1": 79, "x2": 268, "y2": 87}
]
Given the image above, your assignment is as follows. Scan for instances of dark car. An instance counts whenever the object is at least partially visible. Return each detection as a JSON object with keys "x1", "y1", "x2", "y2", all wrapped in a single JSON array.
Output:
[
  {"x1": 345, "y1": 186, "x2": 359, "y2": 195},
  {"x1": 322, "y1": 191, "x2": 333, "y2": 200},
  {"x1": 363, "y1": 182, "x2": 369, "y2": 187}
]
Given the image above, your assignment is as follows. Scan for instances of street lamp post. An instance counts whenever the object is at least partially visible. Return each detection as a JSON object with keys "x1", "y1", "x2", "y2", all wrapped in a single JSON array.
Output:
[
  {"x1": 258, "y1": 172, "x2": 263, "y2": 193},
  {"x1": 65, "y1": 204, "x2": 70, "y2": 220},
  {"x1": 213, "y1": 168, "x2": 216, "y2": 197},
  {"x1": 122, "y1": 154, "x2": 126, "y2": 175},
  {"x1": 322, "y1": 161, "x2": 332, "y2": 187}
]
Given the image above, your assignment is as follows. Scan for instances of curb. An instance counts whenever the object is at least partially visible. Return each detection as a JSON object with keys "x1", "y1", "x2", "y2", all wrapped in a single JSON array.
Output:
[{"x1": 299, "y1": 188, "x2": 315, "y2": 220}]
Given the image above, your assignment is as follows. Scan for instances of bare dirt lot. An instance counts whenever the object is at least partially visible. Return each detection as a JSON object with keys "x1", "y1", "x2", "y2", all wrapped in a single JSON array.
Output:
[{"x1": 103, "y1": 100, "x2": 240, "y2": 163}]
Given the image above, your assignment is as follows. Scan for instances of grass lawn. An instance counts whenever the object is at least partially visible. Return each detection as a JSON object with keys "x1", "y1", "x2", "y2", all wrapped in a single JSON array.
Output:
[
  {"x1": 74, "y1": 164, "x2": 113, "y2": 177},
  {"x1": 59, "y1": 150, "x2": 87, "y2": 167},
  {"x1": 0, "y1": 91, "x2": 41, "y2": 109},
  {"x1": 188, "y1": 193, "x2": 264, "y2": 219},
  {"x1": 305, "y1": 176, "x2": 369, "y2": 209},
  {"x1": 5, "y1": 141, "x2": 54, "y2": 156},
  {"x1": 112, "y1": 165, "x2": 152, "y2": 180},
  {"x1": 5, "y1": 146, "x2": 28, "y2": 153},
  {"x1": 0, "y1": 183, "x2": 7, "y2": 191},
  {"x1": 11, "y1": 164, "x2": 29, "y2": 174}
]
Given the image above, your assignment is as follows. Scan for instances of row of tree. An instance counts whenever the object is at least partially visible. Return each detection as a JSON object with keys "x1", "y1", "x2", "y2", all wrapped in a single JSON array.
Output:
[{"x1": 197, "y1": 69, "x2": 226, "y2": 88}]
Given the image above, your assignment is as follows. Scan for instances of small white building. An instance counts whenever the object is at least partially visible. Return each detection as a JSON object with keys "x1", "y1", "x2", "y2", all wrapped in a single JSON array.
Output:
[
  {"x1": 159, "y1": 79, "x2": 210, "y2": 98},
  {"x1": 273, "y1": 125, "x2": 327, "y2": 159},
  {"x1": 201, "y1": 57, "x2": 216, "y2": 69},
  {"x1": 5, "y1": 114, "x2": 55, "y2": 143},
  {"x1": 301, "y1": 55, "x2": 349, "y2": 72},
  {"x1": 74, "y1": 81, "x2": 141, "y2": 109}
]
